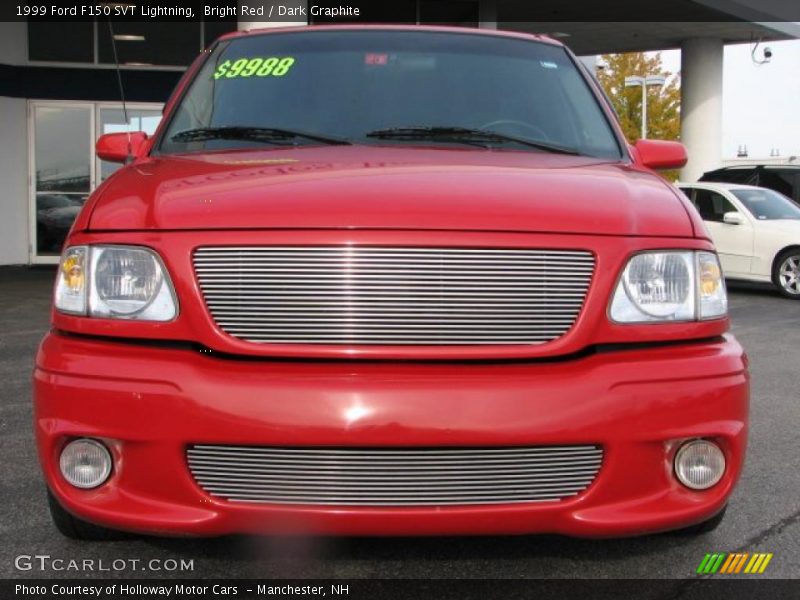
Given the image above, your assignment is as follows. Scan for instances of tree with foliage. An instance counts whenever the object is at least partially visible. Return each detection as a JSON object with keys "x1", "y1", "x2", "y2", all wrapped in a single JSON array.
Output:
[{"x1": 597, "y1": 52, "x2": 681, "y2": 144}]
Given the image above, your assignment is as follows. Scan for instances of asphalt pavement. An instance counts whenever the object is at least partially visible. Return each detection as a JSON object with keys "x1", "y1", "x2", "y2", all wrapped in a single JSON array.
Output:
[{"x1": 1, "y1": 267, "x2": 798, "y2": 581}]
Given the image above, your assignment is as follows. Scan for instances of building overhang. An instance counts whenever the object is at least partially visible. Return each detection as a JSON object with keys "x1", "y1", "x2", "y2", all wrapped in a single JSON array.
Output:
[{"x1": 497, "y1": 0, "x2": 800, "y2": 54}]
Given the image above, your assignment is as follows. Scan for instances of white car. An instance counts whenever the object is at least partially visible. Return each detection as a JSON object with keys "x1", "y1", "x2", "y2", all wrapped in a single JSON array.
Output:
[{"x1": 678, "y1": 182, "x2": 800, "y2": 299}]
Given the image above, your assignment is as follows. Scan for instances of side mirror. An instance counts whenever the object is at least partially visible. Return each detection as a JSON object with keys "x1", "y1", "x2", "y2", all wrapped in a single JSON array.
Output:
[
  {"x1": 634, "y1": 139, "x2": 688, "y2": 170},
  {"x1": 96, "y1": 132, "x2": 148, "y2": 164},
  {"x1": 723, "y1": 211, "x2": 745, "y2": 225}
]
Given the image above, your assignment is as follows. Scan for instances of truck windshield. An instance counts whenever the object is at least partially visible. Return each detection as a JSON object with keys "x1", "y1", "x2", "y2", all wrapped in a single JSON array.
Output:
[
  {"x1": 732, "y1": 188, "x2": 800, "y2": 220},
  {"x1": 159, "y1": 30, "x2": 622, "y2": 159}
]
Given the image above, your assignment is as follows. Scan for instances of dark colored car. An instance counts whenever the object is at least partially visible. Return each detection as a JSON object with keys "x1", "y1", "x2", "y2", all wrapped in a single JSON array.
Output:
[
  {"x1": 36, "y1": 194, "x2": 84, "y2": 253},
  {"x1": 700, "y1": 164, "x2": 800, "y2": 206}
]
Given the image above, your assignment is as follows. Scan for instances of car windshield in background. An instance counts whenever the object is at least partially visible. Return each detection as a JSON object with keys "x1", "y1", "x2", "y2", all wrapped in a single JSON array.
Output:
[
  {"x1": 159, "y1": 30, "x2": 622, "y2": 159},
  {"x1": 732, "y1": 188, "x2": 800, "y2": 220}
]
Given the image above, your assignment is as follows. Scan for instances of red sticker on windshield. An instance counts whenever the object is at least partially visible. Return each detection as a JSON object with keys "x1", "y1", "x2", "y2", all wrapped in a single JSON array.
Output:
[{"x1": 365, "y1": 53, "x2": 388, "y2": 65}]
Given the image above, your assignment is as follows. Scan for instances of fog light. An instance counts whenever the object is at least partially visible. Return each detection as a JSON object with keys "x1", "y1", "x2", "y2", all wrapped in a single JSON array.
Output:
[
  {"x1": 59, "y1": 439, "x2": 112, "y2": 489},
  {"x1": 674, "y1": 440, "x2": 725, "y2": 490}
]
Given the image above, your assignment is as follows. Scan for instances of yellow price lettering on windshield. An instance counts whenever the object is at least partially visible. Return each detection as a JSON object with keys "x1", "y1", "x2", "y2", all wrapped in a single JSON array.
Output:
[{"x1": 213, "y1": 57, "x2": 295, "y2": 80}]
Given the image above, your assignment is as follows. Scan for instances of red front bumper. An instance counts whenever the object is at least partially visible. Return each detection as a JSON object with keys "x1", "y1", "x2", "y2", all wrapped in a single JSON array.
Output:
[{"x1": 34, "y1": 332, "x2": 748, "y2": 538}]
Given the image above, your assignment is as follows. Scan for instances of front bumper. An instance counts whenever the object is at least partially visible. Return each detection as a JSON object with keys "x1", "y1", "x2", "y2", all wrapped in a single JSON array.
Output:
[{"x1": 35, "y1": 332, "x2": 748, "y2": 538}]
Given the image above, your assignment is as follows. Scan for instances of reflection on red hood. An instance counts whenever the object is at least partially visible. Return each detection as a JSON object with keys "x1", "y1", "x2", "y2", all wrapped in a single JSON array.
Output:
[{"x1": 87, "y1": 145, "x2": 693, "y2": 237}]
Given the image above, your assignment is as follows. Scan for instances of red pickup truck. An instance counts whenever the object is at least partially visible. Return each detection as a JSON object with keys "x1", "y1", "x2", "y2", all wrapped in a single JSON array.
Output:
[{"x1": 35, "y1": 25, "x2": 748, "y2": 540}]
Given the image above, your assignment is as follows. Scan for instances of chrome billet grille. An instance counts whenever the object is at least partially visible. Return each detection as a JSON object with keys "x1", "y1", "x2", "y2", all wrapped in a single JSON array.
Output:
[
  {"x1": 193, "y1": 247, "x2": 595, "y2": 345},
  {"x1": 187, "y1": 445, "x2": 603, "y2": 506}
]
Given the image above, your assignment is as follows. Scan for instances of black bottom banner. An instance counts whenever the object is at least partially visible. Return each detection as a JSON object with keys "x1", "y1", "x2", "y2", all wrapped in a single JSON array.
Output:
[{"x1": 4, "y1": 579, "x2": 799, "y2": 600}]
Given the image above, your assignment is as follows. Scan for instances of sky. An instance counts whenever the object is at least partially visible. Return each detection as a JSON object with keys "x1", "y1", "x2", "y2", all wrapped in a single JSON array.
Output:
[{"x1": 656, "y1": 39, "x2": 800, "y2": 160}]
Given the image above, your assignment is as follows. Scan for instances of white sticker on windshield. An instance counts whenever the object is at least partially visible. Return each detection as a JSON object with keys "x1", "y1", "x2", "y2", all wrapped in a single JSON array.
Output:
[{"x1": 540, "y1": 61, "x2": 558, "y2": 69}]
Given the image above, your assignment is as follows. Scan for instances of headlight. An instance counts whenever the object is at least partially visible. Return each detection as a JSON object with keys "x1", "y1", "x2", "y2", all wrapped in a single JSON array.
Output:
[
  {"x1": 89, "y1": 246, "x2": 177, "y2": 320},
  {"x1": 610, "y1": 251, "x2": 726, "y2": 323},
  {"x1": 55, "y1": 245, "x2": 177, "y2": 321}
]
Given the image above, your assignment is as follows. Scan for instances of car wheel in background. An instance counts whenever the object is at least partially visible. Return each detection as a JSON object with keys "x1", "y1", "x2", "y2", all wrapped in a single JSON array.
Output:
[{"x1": 773, "y1": 249, "x2": 800, "y2": 299}]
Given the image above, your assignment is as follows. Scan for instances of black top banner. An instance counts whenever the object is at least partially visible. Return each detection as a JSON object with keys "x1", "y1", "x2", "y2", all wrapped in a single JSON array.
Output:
[{"x1": 5, "y1": 0, "x2": 800, "y2": 23}]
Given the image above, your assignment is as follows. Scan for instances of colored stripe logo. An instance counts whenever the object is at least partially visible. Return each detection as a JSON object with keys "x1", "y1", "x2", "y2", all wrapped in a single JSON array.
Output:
[{"x1": 697, "y1": 552, "x2": 773, "y2": 574}]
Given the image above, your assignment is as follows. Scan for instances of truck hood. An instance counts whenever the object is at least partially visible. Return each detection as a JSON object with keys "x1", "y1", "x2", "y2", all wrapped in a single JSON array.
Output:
[{"x1": 88, "y1": 145, "x2": 694, "y2": 237}]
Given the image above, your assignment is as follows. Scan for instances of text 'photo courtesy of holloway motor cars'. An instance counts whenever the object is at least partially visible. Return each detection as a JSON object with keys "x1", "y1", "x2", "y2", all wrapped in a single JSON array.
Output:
[{"x1": 37, "y1": 24, "x2": 747, "y2": 542}]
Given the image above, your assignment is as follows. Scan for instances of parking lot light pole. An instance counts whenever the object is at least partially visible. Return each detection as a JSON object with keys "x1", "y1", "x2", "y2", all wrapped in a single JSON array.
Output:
[{"x1": 624, "y1": 75, "x2": 666, "y2": 139}]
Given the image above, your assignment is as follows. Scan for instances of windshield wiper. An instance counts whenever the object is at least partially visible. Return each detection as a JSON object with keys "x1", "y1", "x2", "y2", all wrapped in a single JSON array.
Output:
[
  {"x1": 170, "y1": 126, "x2": 352, "y2": 146},
  {"x1": 365, "y1": 126, "x2": 579, "y2": 155}
]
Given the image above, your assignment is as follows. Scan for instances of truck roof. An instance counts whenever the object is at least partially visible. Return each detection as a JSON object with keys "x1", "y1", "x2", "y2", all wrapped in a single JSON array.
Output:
[{"x1": 217, "y1": 23, "x2": 562, "y2": 47}]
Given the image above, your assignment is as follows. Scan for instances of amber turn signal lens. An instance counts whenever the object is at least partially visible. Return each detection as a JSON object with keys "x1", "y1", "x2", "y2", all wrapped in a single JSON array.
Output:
[
  {"x1": 61, "y1": 255, "x2": 84, "y2": 291},
  {"x1": 54, "y1": 246, "x2": 87, "y2": 315},
  {"x1": 697, "y1": 252, "x2": 727, "y2": 319},
  {"x1": 700, "y1": 260, "x2": 721, "y2": 295}
]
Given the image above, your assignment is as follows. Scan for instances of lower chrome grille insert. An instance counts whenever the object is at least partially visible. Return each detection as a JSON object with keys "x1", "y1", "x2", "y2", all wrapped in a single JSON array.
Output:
[{"x1": 187, "y1": 445, "x2": 603, "y2": 506}]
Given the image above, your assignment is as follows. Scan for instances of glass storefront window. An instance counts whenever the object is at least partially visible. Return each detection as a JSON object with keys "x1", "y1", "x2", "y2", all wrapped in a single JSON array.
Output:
[
  {"x1": 97, "y1": 22, "x2": 202, "y2": 66},
  {"x1": 31, "y1": 103, "x2": 162, "y2": 261},
  {"x1": 34, "y1": 106, "x2": 91, "y2": 255},
  {"x1": 28, "y1": 22, "x2": 94, "y2": 62},
  {"x1": 27, "y1": 16, "x2": 238, "y2": 66}
]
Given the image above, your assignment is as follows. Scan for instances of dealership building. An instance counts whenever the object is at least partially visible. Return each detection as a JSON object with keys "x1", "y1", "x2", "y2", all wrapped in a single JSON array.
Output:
[{"x1": 0, "y1": 0, "x2": 797, "y2": 265}]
